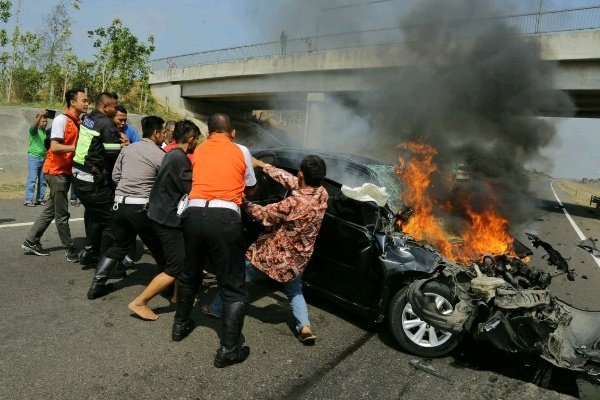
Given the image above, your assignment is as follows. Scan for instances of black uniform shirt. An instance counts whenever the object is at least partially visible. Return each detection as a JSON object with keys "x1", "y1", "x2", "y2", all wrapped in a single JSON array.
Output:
[{"x1": 147, "y1": 148, "x2": 192, "y2": 228}]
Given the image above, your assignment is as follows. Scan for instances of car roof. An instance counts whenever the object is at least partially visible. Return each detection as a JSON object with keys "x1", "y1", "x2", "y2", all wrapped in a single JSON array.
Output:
[{"x1": 251, "y1": 147, "x2": 388, "y2": 187}]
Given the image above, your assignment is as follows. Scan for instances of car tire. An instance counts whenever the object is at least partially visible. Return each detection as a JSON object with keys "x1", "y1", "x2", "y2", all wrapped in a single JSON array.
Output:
[{"x1": 388, "y1": 281, "x2": 462, "y2": 357}]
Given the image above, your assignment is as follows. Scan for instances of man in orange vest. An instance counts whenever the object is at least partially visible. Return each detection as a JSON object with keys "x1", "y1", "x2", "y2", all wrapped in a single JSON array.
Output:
[
  {"x1": 22, "y1": 88, "x2": 89, "y2": 260},
  {"x1": 173, "y1": 113, "x2": 256, "y2": 369}
]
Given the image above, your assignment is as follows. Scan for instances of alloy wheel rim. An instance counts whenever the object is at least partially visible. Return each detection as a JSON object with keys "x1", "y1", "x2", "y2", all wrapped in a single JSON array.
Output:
[{"x1": 402, "y1": 292, "x2": 453, "y2": 348}]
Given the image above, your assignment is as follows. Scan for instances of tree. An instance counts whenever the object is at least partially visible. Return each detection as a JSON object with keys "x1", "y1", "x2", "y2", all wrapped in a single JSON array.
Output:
[
  {"x1": 0, "y1": 0, "x2": 10, "y2": 47},
  {"x1": 38, "y1": 0, "x2": 72, "y2": 102},
  {"x1": 87, "y1": 18, "x2": 155, "y2": 96},
  {"x1": 37, "y1": 0, "x2": 82, "y2": 102}
]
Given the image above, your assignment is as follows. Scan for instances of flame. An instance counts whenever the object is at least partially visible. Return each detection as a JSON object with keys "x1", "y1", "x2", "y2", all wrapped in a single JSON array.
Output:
[{"x1": 397, "y1": 141, "x2": 516, "y2": 264}]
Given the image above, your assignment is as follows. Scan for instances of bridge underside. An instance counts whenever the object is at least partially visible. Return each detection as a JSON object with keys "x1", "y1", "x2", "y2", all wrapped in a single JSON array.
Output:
[
  {"x1": 569, "y1": 90, "x2": 600, "y2": 118},
  {"x1": 181, "y1": 89, "x2": 600, "y2": 118}
]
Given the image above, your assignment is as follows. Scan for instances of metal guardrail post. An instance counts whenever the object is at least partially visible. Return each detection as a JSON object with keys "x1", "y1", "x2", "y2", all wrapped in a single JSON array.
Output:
[{"x1": 536, "y1": 0, "x2": 543, "y2": 34}]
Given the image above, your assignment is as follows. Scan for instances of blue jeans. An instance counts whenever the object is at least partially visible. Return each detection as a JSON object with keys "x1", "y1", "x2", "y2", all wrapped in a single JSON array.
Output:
[
  {"x1": 70, "y1": 182, "x2": 77, "y2": 201},
  {"x1": 25, "y1": 156, "x2": 46, "y2": 203},
  {"x1": 211, "y1": 260, "x2": 310, "y2": 332}
]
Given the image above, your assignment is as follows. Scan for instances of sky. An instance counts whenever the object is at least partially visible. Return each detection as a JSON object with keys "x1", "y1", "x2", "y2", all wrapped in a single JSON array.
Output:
[{"x1": 13, "y1": 0, "x2": 600, "y2": 179}]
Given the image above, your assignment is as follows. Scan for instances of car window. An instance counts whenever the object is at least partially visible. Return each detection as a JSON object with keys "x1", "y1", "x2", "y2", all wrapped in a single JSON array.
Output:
[
  {"x1": 323, "y1": 180, "x2": 379, "y2": 228},
  {"x1": 367, "y1": 164, "x2": 403, "y2": 214},
  {"x1": 247, "y1": 167, "x2": 287, "y2": 203}
]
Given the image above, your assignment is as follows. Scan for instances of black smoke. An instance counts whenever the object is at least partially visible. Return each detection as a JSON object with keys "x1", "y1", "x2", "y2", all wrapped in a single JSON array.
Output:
[{"x1": 340, "y1": 0, "x2": 574, "y2": 225}]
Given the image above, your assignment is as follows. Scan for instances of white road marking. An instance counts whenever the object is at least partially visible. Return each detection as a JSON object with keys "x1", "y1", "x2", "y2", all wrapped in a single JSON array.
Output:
[
  {"x1": 550, "y1": 180, "x2": 600, "y2": 268},
  {"x1": 0, "y1": 217, "x2": 84, "y2": 229}
]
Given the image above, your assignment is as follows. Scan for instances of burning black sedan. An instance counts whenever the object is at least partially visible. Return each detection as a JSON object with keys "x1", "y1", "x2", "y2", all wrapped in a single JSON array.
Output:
[{"x1": 244, "y1": 147, "x2": 461, "y2": 357}]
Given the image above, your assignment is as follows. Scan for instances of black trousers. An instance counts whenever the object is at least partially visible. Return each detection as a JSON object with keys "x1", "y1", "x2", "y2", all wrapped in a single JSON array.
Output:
[
  {"x1": 105, "y1": 204, "x2": 166, "y2": 270},
  {"x1": 73, "y1": 178, "x2": 114, "y2": 251},
  {"x1": 180, "y1": 206, "x2": 247, "y2": 303},
  {"x1": 153, "y1": 222, "x2": 185, "y2": 277}
]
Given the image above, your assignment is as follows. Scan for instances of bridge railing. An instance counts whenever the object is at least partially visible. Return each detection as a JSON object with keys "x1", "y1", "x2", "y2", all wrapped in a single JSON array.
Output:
[{"x1": 151, "y1": 5, "x2": 600, "y2": 71}]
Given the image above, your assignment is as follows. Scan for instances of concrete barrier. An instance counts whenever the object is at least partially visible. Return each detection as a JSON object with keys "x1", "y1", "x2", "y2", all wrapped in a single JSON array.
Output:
[{"x1": 0, "y1": 106, "x2": 142, "y2": 184}]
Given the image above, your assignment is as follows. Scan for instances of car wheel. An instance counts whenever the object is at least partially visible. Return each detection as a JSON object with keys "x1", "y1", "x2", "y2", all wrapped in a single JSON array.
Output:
[{"x1": 388, "y1": 281, "x2": 462, "y2": 357}]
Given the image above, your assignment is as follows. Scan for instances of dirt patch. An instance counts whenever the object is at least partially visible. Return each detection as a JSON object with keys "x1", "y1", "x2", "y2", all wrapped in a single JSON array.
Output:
[
  {"x1": 0, "y1": 183, "x2": 25, "y2": 199},
  {"x1": 555, "y1": 180, "x2": 600, "y2": 207}
]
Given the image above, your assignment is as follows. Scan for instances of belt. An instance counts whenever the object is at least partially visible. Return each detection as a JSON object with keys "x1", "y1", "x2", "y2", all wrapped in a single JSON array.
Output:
[
  {"x1": 113, "y1": 195, "x2": 149, "y2": 211},
  {"x1": 188, "y1": 199, "x2": 240, "y2": 214},
  {"x1": 114, "y1": 195, "x2": 149, "y2": 205},
  {"x1": 73, "y1": 172, "x2": 95, "y2": 183}
]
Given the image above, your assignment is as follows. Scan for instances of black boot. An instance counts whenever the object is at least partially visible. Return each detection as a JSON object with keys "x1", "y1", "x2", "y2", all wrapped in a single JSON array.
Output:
[
  {"x1": 171, "y1": 283, "x2": 197, "y2": 341},
  {"x1": 87, "y1": 255, "x2": 119, "y2": 299},
  {"x1": 79, "y1": 246, "x2": 99, "y2": 266},
  {"x1": 214, "y1": 302, "x2": 250, "y2": 368}
]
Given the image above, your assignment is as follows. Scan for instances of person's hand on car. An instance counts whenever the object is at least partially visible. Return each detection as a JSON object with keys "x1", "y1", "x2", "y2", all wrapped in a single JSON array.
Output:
[{"x1": 252, "y1": 157, "x2": 266, "y2": 169}]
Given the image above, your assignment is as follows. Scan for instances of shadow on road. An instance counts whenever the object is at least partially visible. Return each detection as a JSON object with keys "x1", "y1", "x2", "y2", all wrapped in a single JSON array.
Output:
[{"x1": 535, "y1": 198, "x2": 600, "y2": 220}]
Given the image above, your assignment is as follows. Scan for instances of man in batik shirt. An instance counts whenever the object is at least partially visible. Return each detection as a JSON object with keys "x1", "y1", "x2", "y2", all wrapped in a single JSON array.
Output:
[{"x1": 204, "y1": 155, "x2": 328, "y2": 343}]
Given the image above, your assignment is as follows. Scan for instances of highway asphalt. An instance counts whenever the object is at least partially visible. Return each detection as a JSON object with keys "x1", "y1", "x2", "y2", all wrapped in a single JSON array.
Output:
[{"x1": 0, "y1": 178, "x2": 595, "y2": 399}]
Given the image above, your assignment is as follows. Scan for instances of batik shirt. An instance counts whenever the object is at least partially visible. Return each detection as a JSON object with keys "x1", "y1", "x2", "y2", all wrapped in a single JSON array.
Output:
[{"x1": 244, "y1": 164, "x2": 328, "y2": 283}]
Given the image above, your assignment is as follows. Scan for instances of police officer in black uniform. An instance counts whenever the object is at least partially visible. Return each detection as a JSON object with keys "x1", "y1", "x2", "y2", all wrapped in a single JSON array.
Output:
[
  {"x1": 72, "y1": 92, "x2": 127, "y2": 266},
  {"x1": 87, "y1": 116, "x2": 167, "y2": 299}
]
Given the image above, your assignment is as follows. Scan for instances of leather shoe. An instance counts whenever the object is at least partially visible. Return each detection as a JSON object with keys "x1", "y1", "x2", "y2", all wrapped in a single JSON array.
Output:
[
  {"x1": 172, "y1": 320, "x2": 195, "y2": 342},
  {"x1": 87, "y1": 282, "x2": 113, "y2": 300},
  {"x1": 214, "y1": 345, "x2": 250, "y2": 368}
]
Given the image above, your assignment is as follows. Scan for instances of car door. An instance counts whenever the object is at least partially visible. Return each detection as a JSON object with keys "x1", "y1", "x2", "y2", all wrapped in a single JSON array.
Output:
[
  {"x1": 242, "y1": 153, "x2": 292, "y2": 247},
  {"x1": 303, "y1": 180, "x2": 385, "y2": 311}
]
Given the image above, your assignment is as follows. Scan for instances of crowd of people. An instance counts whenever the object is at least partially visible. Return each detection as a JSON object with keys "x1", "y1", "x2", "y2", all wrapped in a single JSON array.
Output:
[{"x1": 20, "y1": 88, "x2": 329, "y2": 368}]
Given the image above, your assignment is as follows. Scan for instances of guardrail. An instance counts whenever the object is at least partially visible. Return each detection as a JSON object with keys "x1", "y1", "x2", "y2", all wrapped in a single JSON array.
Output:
[{"x1": 151, "y1": 5, "x2": 600, "y2": 71}]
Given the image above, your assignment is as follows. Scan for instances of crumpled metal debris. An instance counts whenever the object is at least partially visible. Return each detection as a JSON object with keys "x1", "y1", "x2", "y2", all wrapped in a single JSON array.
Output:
[{"x1": 578, "y1": 237, "x2": 600, "y2": 258}]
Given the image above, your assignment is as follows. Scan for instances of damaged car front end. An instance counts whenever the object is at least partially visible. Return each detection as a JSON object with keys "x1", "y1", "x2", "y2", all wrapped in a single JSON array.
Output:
[{"x1": 406, "y1": 235, "x2": 600, "y2": 391}]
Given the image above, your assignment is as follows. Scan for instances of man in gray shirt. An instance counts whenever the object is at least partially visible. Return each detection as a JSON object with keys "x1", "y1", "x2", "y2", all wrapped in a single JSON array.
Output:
[{"x1": 87, "y1": 115, "x2": 168, "y2": 300}]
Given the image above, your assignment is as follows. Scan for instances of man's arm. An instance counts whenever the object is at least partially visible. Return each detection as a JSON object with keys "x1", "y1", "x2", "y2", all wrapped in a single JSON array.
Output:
[
  {"x1": 253, "y1": 157, "x2": 298, "y2": 190},
  {"x1": 32, "y1": 109, "x2": 47, "y2": 130},
  {"x1": 48, "y1": 114, "x2": 74, "y2": 153},
  {"x1": 244, "y1": 196, "x2": 294, "y2": 227},
  {"x1": 240, "y1": 145, "x2": 257, "y2": 197},
  {"x1": 49, "y1": 140, "x2": 76, "y2": 154},
  {"x1": 244, "y1": 184, "x2": 256, "y2": 197},
  {"x1": 112, "y1": 149, "x2": 125, "y2": 184}
]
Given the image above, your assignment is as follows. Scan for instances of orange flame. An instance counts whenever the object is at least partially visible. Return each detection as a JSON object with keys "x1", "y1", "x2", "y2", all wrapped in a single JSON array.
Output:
[{"x1": 397, "y1": 141, "x2": 516, "y2": 264}]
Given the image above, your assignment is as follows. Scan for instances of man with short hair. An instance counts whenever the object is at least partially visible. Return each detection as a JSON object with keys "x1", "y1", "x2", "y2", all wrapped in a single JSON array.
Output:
[
  {"x1": 173, "y1": 113, "x2": 256, "y2": 369},
  {"x1": 87, "y1": 116, "x2": 167, "y2": 299},
  {"x1": 22, "y1": 88, "x2": 88, "y2": 259},
  {"x1": 24, "y1": 109, "x2": 49, "y2": 207},
  {"x1": 128, "y1": 120, "x2": 200, "y2": 319},
  {"x1": 73, "y1": 92, "x2": 127, "y2": 266},
  {"x1": 204, "y1": 155, "x2": 328, "y2": 344},
  {"x1": 162, "y1": 120, "x2": 176, "y2": 148},
  {"x1": 114, "y1": 104, "x2": 140, "y2": 144}
]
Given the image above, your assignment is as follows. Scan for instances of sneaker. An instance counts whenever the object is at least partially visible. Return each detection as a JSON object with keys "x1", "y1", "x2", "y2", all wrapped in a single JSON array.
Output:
[
  {"x1": 70, "y1": 200, "x2": 80, "y2": 207},
  {"x1": 65, "y1": 245, "x2": 79, "y2": 263},
  {"x1": 298, "y1": 326, "x2": 316, "y2": 344},
  {"x1": 120, "y1": 255, "x2": 134, "y2": 268},
  {"x1": 21, "y1": 239, "x2": 50, "y2": 256}
]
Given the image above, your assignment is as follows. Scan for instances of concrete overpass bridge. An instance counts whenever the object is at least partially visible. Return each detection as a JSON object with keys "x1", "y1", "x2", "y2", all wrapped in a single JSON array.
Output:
[{"x1": 149, "y1": 6, "x2": 600, "y2": 145}]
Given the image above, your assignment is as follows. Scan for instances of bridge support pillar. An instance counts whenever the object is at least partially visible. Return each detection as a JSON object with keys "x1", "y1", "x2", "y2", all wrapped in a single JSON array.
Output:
[{"x1": 303, "y1": 92, "x2": 325, "y2": 149}]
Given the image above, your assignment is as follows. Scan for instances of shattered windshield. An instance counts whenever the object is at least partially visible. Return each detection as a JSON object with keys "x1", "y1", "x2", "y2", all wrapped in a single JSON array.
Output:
[{"x1": 367, "y1": 164, "x2": 403, "y2": 214}]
